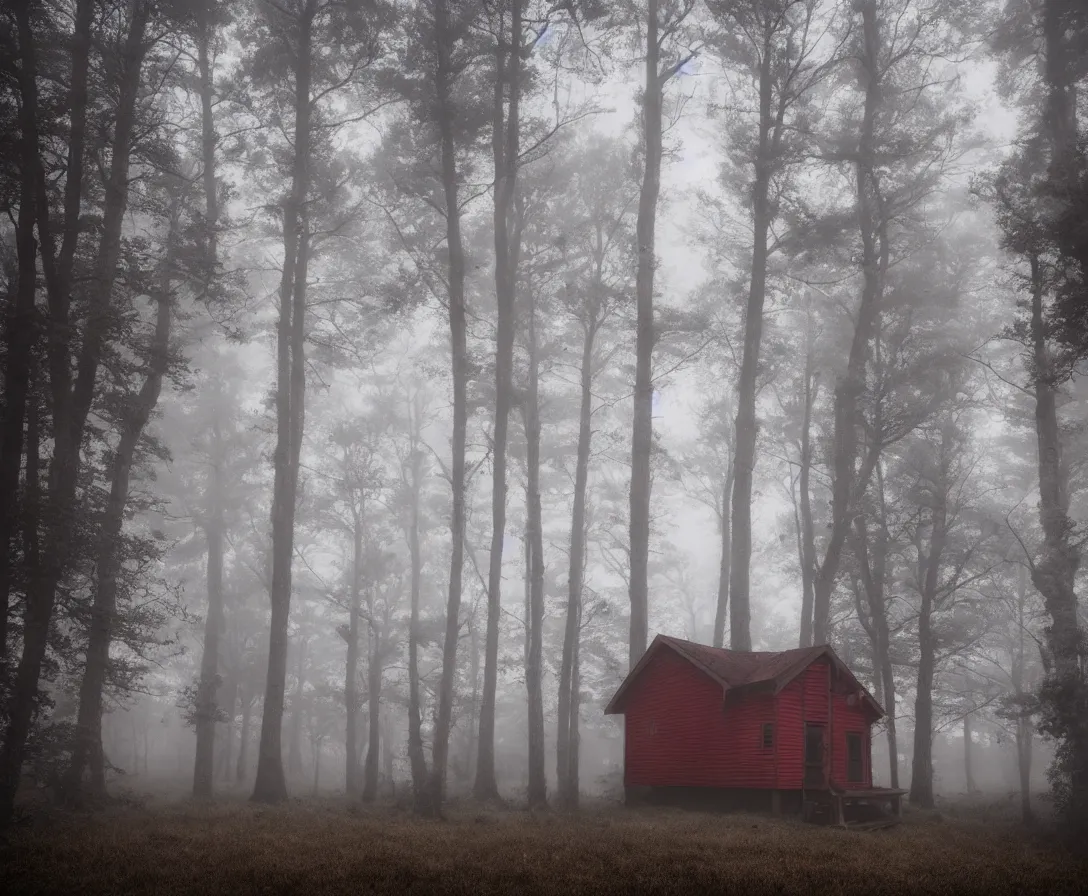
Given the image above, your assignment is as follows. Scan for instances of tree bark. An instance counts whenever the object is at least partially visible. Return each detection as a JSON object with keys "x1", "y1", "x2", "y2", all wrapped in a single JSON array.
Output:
[
  {"x1": 570, "y1": 601, "x2": 582, "y2": 799},
  {"x1": 811, "y1": 0, "x2": 884, "y2": 645},
  {"x1": 1013, "y1": 565, "x2": 1033, "y2": 824},
  {"x1": 728, "y1": 30, "x2": 782, "y2": 652},
  {"x1": 216, "y1": 671, "x2": 237, "y2": 783},
  {"x1": 404, "y1": 396, "x2": 430, "y2": 811},
  {"x1": 252, "y1": 6, "x2": 313, "y2": 805},
  {"x1": 428, "y1": 0, "x2": 470, "y2": 816},
  {"x1": 852, "y1": 466, "x2": 899, "y2": 788},
  {"x1": 362, "y1": 618, "x2": 382, "y2": 803},
  {"x1": 1030, "y1": 3, "x2": 1087, "y2": 824},
  {"x1": 193, "y1": 5, "x2": 225, "y2": 799},
  {"x1": 797, "y1": 315, "x2": 818, "y2": 649},
  {"x1": 237, "y1": 692, "x2": 251, "y2": 782},
  {"x1": 628, "y1": 0, "x2": 665, "y2": 670},
  {"x1": 476, "y1": 0, "x2": 523, "y2": 803},
  {"x1": 0, "y1": 0, "x2": 148, "y2": 826},
  {"x1": 964, "y1": 713, "x2": 977, "y2": 794},
  {"x1": 346, "y1": 525, "x2": 362, "y2": 796},
  {"x1": 524, "y1": 282, "x2": 547, "y2": 809},
  {"x1": 558, "y1": 308, "x2": 597, "y2": 807},
  {"x1": 194, "y1": 416, "x2": 226, "y2": 797},
  {"x1": 712, "y1": 464, "x2": 734, "y2": 649},
  {"x1": 0, "y1": 0, "x2": 43, "y2": 654},
  {"x1": 909, "y1": 431, "x2": 949, "y2": 810},
  {"x1": 63, "y1": 114, "x2": 174, "y2": 807},
  {"x1": 288, "y1": 638, "x2": 306, "y2": 780}
]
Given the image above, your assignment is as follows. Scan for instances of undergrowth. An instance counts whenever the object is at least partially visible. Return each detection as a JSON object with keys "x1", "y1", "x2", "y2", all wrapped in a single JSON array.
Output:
[{"x1": 1, "y1": 800, "x2": 1083, "y2": 895}]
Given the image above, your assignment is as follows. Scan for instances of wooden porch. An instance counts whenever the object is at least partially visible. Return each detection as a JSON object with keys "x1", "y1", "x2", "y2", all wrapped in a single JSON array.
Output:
[{"x1": 803, "y1": 786, "x2": 907, "y2": 830}]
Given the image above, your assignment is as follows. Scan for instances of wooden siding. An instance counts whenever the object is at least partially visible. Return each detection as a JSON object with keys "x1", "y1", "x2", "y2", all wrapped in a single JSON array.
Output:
[
  {"x1": 623, "y1": 647, "x2": 777, "y2": 789},
  {"x1": 832, "y1": 690, "x2": 873, "y2": 789},
  {"x1": 775, "y1": 661, "x2": 830, "y2": 789},
  {"x1": 620, "y1": 647, "x2": 875, "y2": 793}
]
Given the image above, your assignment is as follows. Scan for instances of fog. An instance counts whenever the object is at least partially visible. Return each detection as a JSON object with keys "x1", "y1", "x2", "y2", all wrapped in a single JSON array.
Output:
[{"x1": 1, "y1": 0, "x2": 1086, "y2": 849}]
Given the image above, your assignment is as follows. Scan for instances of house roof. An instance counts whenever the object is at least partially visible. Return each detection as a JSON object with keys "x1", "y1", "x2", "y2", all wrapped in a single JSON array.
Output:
[{"x1": 603, "y1": 634, "x2": 884, "y2": 717}]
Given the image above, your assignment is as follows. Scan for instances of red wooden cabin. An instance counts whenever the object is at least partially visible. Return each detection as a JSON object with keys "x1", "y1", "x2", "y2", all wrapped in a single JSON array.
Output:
[{"x1": 605, "y1": 635, "x2": 905, "y2": 823}]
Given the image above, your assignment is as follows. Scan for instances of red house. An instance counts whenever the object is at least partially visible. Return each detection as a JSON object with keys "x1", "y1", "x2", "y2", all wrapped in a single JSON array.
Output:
[{"x1": 605, "y1": 635, "x2": 905, "y2": 824}]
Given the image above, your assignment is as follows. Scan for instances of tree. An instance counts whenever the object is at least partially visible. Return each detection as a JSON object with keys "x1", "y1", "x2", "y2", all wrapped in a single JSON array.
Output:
[
  {"x1": 706, "y1": 0, "x2": 836, "y2": 651},
  {"x1": 243, "y1": 0, "x2": 388, "y2": 805},
  {"x1": 476, "y1": 0, "x2": 527, "y2": 804},
  {"x1": 0, "y1": 0, "x2": 156, "y2": 825},
  {"x1": 808, "y1": 0, "x2": 971, "y2": 646},
  {"x1": 627, "y1": 0, "x2": 698, "y2": 669},
  {"x1": 990, "y1": 0, "x2": 1088, "y2": 832},
  {"x1": 555, "y1": 135, "x2": 637, "y2": 807},
  {"x1": 383, "y1": 0, "x2": 488, "y2": 814},
  {"x1": 62, "y1": 176, "x2": 185, "y2": 804},
  {"x1": 189, "y1": 0, "x2": 234, "y2": 800}
]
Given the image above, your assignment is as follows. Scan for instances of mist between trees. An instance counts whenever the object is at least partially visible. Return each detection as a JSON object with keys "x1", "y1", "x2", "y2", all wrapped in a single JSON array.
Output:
[{"x1": 0, "y1": 0, "x2": 1085, "y2": 838}]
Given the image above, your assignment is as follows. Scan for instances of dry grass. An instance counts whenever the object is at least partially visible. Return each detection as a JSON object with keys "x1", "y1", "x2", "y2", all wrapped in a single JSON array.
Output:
[{"x1": 1, "y1": 799, "x2": 1083, "y2": 895}]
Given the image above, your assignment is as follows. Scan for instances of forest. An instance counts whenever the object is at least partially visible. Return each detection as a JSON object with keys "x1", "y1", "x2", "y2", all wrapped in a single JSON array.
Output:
[{"x1": 1, "y1": 0, "x2": 1087, "y2": 878}]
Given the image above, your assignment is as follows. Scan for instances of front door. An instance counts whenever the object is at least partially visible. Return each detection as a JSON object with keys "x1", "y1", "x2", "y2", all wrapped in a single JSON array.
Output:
[{"x1": 804, "y1": 723, "x2": 826, "y2": 787}]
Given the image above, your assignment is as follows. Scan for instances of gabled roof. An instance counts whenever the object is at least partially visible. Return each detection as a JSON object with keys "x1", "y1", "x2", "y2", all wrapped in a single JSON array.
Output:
[{"x1": 604, "y1": 634, "x2": 884, "y2": 717}]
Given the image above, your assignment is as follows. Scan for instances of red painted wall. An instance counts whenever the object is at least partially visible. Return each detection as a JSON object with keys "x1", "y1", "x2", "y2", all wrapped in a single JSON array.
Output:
[
  {"x1": 622, "y1": 649, "x2": 875, "y2": 792},
  {"x1": 775, "y1": 662, "x2": 829, "y2": 789},
  {"x1": 623, "y1": 647, "x2": 777, "y2": 788},
  {"x1": 833, "y1": 689, "x2": 873, "y2": 790}
]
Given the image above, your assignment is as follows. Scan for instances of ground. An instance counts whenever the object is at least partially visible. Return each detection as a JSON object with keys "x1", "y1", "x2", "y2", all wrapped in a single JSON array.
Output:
[{"x1": 1, "y1": 796, "x2": 1084, "y2": 895}]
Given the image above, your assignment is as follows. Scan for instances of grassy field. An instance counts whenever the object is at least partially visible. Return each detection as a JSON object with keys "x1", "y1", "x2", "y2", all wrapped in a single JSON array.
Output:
[{"x1": 1, "y1": 798, "x2": 1084, "y2": 895}]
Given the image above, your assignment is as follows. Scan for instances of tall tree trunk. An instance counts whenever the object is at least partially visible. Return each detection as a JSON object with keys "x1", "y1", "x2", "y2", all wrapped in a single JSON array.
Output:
[
  {"x1": 910, "y1": 432, "x2": 948, "y2": 810},
  {"x1": 728, "y1": 40, "x2": 779, "y2": 652},
  {"x1": 712, "y1": 464, "x2": 734, "y2": 649},
  {"x1": 964, "y1": 714, "x2": 977, "y2": 794},
  {"x1": 1014, "y1": 565, "x2": 1033, "y2": 824},
  {"x1": 1030, "y1": 4, "x2": 1087, "y2": 823},
  {"x1": 345, "y1": 522, "x2": 362, "y2": 796},
  {"x1": 252, "y1": 7, "x2": 313, "y2": 806},
  {"x1": 797, "y1": 316, "x2": 818, "y2": 649},
  {"x1": 911, "y1": 614, "x2": 936, "y2": 808},
  {"x1": 194, "y1": 423, "x2": 226, "y2": 797},
  {"x1": 811, "y1": 0, "x2": 884, "y2": 645},
  {"x1": 0, "y1": 2, "x2": 42, "y2": 653},
  {"x1": 524, "y1": 286, "x2": 546, "y2": 809},
  {"x1": 216, "y1": 671, "x2": 237, "y2": 783},
  {"x1": 0, "y1": 0, "x2": 147, "y2": 826},
  {"x1": 558, "y1": 311, "x2": 597, "y2": 807},
  {"x1": 477, "y1": 0, "x2": 523, "y2": 803},
  {"x1": 362, "y1": 625, "x2": 382, "y2": 803},
  {"x1": 628, "y1": 0, "x2": 665, "y2": 670},
  {"x1": 62, "y1": 183, "x2": 176, "y2": 806},
  {"x1": 428, "y1": 0, "x2": 469, "y2": 816},
  {"x1": 237, "y1": 693, "x2": 251, "y2": 783},
  {"x1": 192, "y1": 2, "x2": 225, "y2": 800},
  {"x1": 570, "y1": 605, "x2": 581, "y2": 800},
  {"x1": 468, "y1": 610, "x2": 481, "y2": 778},
  {"x1": 405, "y1": 402, "x2": 430, "y2": 811},
  {"x1": 382, "y1": 707, "x2": 394, "y2": 794},
  {"x1": 287, "y1": 639, "x2": 306, "y2": 780},
  {"x1": 852, "y1": 465, "x2": 899, "y2": 788}
]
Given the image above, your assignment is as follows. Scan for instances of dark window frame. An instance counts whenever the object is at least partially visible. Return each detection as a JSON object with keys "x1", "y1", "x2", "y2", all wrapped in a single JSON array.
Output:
[
  {"x1": 846, "y1": 731, "x2": 864, "y2": 782},
  {"x1": 761, "y1": 722, "x2": 774, "y2": 749}
]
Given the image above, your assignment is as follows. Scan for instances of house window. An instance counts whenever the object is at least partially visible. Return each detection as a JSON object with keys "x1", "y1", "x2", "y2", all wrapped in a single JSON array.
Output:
[
  {"x1": 762, "y1": 722, "x2": 774, "y2": 749},
  {"x1": 846, "y1": 732, "x2": 863, "y2": 782}
]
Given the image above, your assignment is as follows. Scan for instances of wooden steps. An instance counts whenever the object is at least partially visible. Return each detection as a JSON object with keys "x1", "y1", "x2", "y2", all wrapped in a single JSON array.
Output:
[{"x1": 845, "y1": 818, "x2": 901, "y2": 832}]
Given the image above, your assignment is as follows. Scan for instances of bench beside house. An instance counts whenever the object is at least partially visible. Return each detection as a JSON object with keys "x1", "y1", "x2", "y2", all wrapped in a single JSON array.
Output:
[{"x1": 604, "y1": 634, "x2": 906, "y2": 827}]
